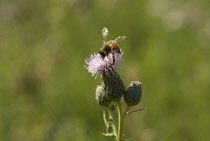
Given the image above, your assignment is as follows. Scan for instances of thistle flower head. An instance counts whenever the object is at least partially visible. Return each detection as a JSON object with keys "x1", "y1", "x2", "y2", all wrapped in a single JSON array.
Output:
[
  {"x1": 101, "y1": 68, "x2": 125, "y2": 102},
  {"x1": 95, "y1": 85, "x2": 110, "y2": 106},
  {"x1": 124, "y1": 81, "x2": 142, "y2": 106},
  {"x1": 85, "y1": 52, "x2": 123, "y2": 77}
]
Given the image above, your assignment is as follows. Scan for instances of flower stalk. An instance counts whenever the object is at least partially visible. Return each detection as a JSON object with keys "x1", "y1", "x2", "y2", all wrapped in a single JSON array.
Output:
[{"x1": 117, "y1": 101, "x2": 124, "y2": 141}]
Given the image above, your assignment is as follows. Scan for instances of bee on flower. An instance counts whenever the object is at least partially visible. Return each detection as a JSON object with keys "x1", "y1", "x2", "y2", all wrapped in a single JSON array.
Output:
[{"x1": 85, "y1": 27, "x2": 126, "y2": 77}]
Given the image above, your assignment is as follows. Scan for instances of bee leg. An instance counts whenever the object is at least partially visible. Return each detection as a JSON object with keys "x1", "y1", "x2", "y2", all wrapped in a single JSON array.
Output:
[
  {"x1": 98, "y1": 51, "x2": 105, "y2": 59},
  {"x1": 112, "y1": 53, "x2": 115, "y2": 63}
]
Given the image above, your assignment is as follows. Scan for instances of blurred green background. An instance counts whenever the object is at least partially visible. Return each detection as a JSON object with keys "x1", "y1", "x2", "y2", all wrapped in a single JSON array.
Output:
[{"x1": 0, "y1": 0, "x2": 210, "y2": 141}]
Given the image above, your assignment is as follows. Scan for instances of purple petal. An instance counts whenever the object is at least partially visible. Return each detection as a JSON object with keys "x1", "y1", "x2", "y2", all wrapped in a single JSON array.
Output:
[{"x1": 85, "y1": 52, "x2": 123, "y2": 77}]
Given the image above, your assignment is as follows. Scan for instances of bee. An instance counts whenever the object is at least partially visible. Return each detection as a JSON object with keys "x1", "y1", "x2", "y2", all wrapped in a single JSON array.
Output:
[{"x1": 98, "y1": 28, "x2": 126, "y2": 59}]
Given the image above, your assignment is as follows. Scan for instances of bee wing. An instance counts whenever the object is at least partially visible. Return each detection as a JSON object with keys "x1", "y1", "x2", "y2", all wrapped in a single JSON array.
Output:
[
  {"x1": 115, "y1": 36, "x2": 126, "y2": 43},
  {"x1": 102, "y1": 27, "x2": 109, "y2": 43}
]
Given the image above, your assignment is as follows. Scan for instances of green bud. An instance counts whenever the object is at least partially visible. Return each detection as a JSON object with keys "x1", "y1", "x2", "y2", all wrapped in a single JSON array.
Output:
[
  {"x1": 95, "y1": 85, "x2": 110, "y2": 106},
  {"x1": 101, "y1": 68, "x2": 125, "y2": 102},
  {"x1": 124, "y1": 81, "x2": 142, "y2": 106}
]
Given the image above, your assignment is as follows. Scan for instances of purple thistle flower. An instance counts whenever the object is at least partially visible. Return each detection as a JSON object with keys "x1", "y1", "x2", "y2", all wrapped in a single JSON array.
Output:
[{"x1": 85, "y1": 52, "x2": 123, "y2": 77}]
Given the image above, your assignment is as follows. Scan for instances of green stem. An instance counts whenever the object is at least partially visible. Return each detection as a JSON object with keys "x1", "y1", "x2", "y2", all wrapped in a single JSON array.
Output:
[
  {"x1": 126, "y1": 108, "x2": 144, "y2": 115},
  {"x1": 123, "y1": 106, "x2": 130, "y2": 117},
  {"x1": 103, "y1": 109, "x2": 108, "y2": 126},
  {"x1": 107, "y1": 108, "x2": 117, "y2": 137},
  {"x1": 117, "y1": 101, "x2": 124, "y2": 141}
]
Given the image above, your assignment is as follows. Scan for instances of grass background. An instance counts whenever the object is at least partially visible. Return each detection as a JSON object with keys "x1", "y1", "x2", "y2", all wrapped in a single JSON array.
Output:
[{"x1": 0, "y1": 0, "x2": 210, "y2": 141}]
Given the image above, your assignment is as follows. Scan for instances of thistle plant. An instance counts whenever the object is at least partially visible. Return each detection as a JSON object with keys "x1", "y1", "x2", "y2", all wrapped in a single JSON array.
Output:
[{"x1": 85, "y1": 27, "x2": 143, "y2": 141}]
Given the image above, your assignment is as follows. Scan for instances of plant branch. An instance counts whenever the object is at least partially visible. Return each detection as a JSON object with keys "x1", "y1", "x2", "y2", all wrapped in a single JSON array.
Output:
[
  {"x1": 117, "y1": 100, "x2": 124, "y2": 141},
  {"x1": 126, "y1": 108, "x2": 144, "y2": 115}
]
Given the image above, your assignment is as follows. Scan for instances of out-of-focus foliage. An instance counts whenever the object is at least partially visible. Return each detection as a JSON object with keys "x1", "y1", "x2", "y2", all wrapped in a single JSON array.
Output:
[{"x1": 0, "y1": 0, "x2": 210, "y2": 141}]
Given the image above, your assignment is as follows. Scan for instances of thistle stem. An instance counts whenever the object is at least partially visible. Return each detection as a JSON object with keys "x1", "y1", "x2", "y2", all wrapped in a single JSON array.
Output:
[
  {"x1": 117, "y1": 101, "x2": 124, "y2": 141},
  {"x1": 126, "y1": 108, "x2": 144, "y2": 115},
  {"x1": 107, "y1": 108, "x2": 117, "y2": 137},
  {"x1": 123, "y1": 106, "x2": 130, "y2": 117},
  {"x1": 103, "y1": 109, "x2": 108, "y2": 126}
]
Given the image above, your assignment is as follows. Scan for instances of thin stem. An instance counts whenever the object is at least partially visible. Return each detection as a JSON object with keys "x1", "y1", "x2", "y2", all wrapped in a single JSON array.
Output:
[
  {"x1": 117, "y1": 101, "x2": 124, "y2": 141},
  {"x1": 123, "y1": 106, "x2": 130, "y2": 117},
  {"x1": 103, "y1": 109, "x2": 108, "y2": 126},
  {"x1": 126, "y1": 108, "x2": 144, "y2": 115},
  {"x1": 107, "y1": 108, "x2": 117, "y2": 137}
]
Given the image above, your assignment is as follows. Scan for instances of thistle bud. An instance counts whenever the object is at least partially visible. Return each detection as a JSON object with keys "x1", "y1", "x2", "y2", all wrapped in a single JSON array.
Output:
[
  {"x1": 124, "y1": 81, "x2": 142, "y2": 106},
  {"x1": 101, "y1": 68, "x2": 125, "y2": 102},
  {"x1": 95, "y1": 85, "x2": 110, "y2": 106}
]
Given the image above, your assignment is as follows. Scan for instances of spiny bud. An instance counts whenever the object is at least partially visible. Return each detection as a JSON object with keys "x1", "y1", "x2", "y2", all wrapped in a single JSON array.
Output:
[
  {"x1": 124, "y1": 81, "x2": 142, "y2": 106},
  {"x1": 95, "y1": 85, "x2": 110, "y2": 106},
  {"x1": 101, "y1": 68, "x2": 125, "y2": 102}
]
